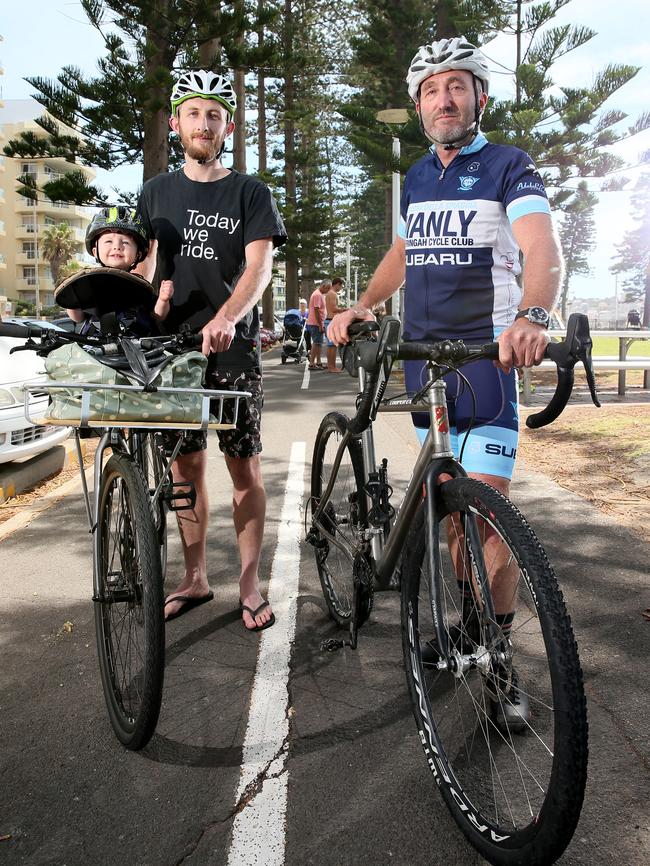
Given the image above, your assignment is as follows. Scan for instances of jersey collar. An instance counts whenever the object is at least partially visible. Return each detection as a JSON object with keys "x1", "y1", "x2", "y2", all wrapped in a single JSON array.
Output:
[{"x1": 429, "y1": 132, "x2": 488, "y2": 157}]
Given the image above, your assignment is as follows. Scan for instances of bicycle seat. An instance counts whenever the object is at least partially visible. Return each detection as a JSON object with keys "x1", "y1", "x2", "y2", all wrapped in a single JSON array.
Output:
[{"x1": 55, "y1": 267, "x2": 157, "y2": 314}]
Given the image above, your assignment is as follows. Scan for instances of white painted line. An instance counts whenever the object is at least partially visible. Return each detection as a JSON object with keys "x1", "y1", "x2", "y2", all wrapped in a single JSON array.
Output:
[
  {"x1": 226, "y1": 440, "x2": 305, "y2": 866},
  {"x1": 301, "y1": 362, "x2": 310, "y2": 390}
]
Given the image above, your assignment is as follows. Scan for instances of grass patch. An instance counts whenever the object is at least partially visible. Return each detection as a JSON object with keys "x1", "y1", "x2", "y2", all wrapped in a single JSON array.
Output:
[{"x1": 589, "y1": 336, "x2": 650, "y2": 357}]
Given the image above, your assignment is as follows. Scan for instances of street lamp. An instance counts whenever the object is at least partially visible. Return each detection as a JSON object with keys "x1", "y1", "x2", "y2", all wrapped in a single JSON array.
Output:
[{"x1": 376, "y1": 108, "x2": 409, "y2": 319}]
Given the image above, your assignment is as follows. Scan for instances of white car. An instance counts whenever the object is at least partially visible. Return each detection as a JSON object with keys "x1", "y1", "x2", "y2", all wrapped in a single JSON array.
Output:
[{"x1": 0, "y1": 334, "x2": 71, "y2": 464}]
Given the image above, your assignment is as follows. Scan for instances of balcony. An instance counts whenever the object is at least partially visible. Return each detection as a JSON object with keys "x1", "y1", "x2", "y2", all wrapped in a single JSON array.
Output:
[{"x1": 14, "y1": 198, "x2": 89, "y2": 218}]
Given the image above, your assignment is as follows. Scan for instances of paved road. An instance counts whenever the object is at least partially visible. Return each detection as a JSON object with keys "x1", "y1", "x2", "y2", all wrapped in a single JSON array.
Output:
[{"x1": 1, "y1": 348, "x2": 648, "y2": 866}]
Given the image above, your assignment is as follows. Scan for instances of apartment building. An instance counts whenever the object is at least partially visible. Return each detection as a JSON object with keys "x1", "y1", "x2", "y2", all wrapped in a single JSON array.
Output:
[{"x1": 0, "y1": 99, "x2": 95, "y2": 312}]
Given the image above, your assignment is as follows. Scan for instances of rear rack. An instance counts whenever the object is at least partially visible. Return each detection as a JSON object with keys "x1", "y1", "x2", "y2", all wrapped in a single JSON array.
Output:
[{"x1": 23, "y1": 382, "x2": 251, "y2": 431}]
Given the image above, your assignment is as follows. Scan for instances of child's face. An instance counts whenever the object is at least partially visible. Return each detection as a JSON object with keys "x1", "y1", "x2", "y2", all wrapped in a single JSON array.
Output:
[{"x1": 94, "y1": 231, "x2": 138, "y2": 269}]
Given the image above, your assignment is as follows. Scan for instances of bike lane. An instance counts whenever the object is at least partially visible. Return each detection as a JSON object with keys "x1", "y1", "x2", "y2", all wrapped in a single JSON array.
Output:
[{"x1": 2, "y1": 350, "x2": 649, "y2": 866}]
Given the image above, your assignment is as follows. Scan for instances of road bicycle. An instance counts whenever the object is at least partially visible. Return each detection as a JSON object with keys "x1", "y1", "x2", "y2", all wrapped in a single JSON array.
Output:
[
  {"x1": 306, "y1": 313, "x2": 600, "y2": 866},
  {"x1": 1, "y1": 312, "x2": 249, "y2": 751}
]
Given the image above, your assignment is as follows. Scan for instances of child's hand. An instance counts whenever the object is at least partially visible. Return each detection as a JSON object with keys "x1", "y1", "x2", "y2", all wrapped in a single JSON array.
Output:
[{"x1": 159, "y1": 280, "x2": 174, "y2": 301}]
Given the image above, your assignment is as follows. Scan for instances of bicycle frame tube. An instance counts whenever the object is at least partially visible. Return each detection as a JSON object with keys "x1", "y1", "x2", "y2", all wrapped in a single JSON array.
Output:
[{"x1": 372, "y1": 376, "x2": 456, "y2": 585}]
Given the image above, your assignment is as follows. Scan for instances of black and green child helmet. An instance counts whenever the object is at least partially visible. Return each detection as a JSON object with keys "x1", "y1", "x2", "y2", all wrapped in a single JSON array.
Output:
[{"x1": 85, "y1": 206, "x2": 150, "y2": 269}]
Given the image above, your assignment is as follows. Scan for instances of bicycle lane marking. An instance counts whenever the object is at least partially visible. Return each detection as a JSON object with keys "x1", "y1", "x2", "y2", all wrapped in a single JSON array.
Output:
[
  {"x1": 226, "y1": 439, "x2": 305, "y2": 866},
  {"x1": 301, "y1": 363, "x2": 310, "y2": 389}
]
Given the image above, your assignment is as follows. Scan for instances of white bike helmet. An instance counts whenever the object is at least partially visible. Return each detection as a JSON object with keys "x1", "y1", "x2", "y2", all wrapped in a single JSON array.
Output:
[
  {"x1": 406, "y1": 37, "x2": 491, "y2": 102},
  {"x1": 170, "y1": 70, "x2": 237, "y2": 116}
]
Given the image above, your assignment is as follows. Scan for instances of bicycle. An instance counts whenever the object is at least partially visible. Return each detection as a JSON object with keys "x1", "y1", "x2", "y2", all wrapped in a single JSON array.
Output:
[
  {"x1": 1, "y1": 316, "x2": 249, "y2": 751},
  {"x1": 306, "y1": 313, "x2": 600, "y2": 866}
]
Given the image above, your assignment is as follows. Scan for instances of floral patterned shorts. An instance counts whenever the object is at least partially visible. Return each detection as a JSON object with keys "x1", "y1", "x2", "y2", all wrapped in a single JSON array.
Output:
[{"x1": 162, "y1": 368, "x2": 263, "y2": 459}]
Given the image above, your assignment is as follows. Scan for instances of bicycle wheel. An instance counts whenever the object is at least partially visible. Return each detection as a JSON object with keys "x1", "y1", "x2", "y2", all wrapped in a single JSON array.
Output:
[
  {"x1": 401, "y1": 477, "x2": 588, "y2": 866},
  {"x1": 132, "y1": 431, "x2": 168, "y2": 577},
  {"x1": 310, "y1": 412, "x2": 368, "y2": 625},
  {"x1": 95, "y1": 453, "x2": 165, "y2": 750}
]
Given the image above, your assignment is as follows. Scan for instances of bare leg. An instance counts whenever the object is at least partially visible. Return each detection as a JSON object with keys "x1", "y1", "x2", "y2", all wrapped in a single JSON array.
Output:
[
  {"x1": 164, "y1": 450, "x2": 210, "y2": 619},
  {"x1": 326, "y1": 345, "x2": 341, "y2": 372},
  {"x1": 225, "y1": 453, "x2": 273, "y2": 629},
  {"x1": 447, "y1": 473, "x2": 518, "y2": 616}
]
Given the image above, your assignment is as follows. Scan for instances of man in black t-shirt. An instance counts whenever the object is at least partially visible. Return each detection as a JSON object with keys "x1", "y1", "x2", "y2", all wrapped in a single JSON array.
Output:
[{"x1": 137, "y1": 70, "x2": 287, "y2": 631}]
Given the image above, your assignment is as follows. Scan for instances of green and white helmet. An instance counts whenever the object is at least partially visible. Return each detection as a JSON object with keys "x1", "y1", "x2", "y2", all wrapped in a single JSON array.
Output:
[
  {"x1": 170, "y1": 70, "x2": 237, "y2": 117},
  {"x1": 85, "y1": 206, "x2": 149, "y2": 265},
  {"x1": 406, "y1": 37, "x2": 491, "y2": 102}
]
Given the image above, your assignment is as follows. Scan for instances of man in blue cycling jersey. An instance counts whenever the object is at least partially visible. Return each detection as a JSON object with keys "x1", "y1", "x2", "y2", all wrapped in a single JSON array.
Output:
[{"x1": 329, "y1": 37, "x2": 563, "y2": 731}]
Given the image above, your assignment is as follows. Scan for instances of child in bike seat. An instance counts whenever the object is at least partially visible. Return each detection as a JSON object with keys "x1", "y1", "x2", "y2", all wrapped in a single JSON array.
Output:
[{"x1": 64, "y1": 206, "x2": 173, "y2": 337}]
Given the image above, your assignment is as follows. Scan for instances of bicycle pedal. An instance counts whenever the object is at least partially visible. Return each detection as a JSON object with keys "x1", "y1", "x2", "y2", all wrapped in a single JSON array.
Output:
[{"x1": 165, "y1": 481, "x2": 196, "y2": 511}]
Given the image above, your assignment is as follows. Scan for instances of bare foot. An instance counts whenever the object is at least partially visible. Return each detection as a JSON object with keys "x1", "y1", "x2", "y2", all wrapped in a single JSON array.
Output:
[
  {"x1": 326, "y1": 367, "x2": 342, "y2": 373},
  {"x1": 164, "y1": 576, "x2": 210, "y2": 620}
]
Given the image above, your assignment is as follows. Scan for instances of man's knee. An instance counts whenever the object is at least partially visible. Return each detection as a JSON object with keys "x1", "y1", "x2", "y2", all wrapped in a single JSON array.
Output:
[{"x1": 225, "y1": 453, "x2": 264, "y2": 490}]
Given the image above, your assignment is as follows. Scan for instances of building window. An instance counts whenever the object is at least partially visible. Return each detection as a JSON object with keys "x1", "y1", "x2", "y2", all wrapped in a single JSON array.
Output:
[
  {"x1": 21, "y1": 163, "x2": 38, "y2": 176},
  {"x1": 23, "y1": 266, "x2": 37, "y2": 285},
  {"x1": 45, "y1": 217, "x2": 56, "y2": 226},
  {"x1": 22, "y1": 242, "x2": 36, "y2": 259}
]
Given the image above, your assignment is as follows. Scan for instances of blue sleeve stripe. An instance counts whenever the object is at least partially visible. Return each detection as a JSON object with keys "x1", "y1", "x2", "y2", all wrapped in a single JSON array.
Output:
[
  {"x1": 398, "y1": 215, "x2": 407, "y2": 239},
  {"x1": 507, "y1": 196, "x2": 551, "y2": 224}
]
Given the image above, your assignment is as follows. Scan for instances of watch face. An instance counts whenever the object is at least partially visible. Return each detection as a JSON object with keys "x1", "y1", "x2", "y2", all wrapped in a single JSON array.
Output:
[{"x1": 529, "y1": 307, "x2": 549, "y2": 324}]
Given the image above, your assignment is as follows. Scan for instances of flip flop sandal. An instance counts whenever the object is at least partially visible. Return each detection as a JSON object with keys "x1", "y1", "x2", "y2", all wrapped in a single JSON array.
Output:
[
  {"x1": 240, "y1": 599, "x2": 276, "y2": 632},
  {"x1": 164, "y1": 591, "x2": 214, "y2": 621}
]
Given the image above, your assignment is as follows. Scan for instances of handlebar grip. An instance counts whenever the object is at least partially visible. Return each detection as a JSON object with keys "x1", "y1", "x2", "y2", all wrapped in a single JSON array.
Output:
[
  {"x1": 0, "y1": 322, "x2": 43, "y2": 338},
  {"x1": 525, "y1": 364, "x2": 574, "y2": 429},
  {"x1": 347, "y1": 371, "x2": 379, "y2": 435}
]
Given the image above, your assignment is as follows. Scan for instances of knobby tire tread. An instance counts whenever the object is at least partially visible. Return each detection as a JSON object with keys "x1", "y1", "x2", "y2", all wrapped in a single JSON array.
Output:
[
  {"x1": 310, "y1": 412, "x2": 367, "y2": 626},
  {"x1": 401, "y1": 477, "x2": 588, "y2": 866}
]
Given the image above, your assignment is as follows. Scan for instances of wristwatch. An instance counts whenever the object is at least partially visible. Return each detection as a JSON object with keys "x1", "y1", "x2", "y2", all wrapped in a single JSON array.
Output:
[{"x1": 515, "y1": 306, "x2": 550, "y2": 328}]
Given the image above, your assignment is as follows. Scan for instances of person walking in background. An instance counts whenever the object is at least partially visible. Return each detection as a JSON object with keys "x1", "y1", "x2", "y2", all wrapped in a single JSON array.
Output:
[
  {"x1": 306, "y1": 280, "x2": 330, "y2": 369},
  {"x1": 324, "y1": 277, "x2": 346, "y2": 372}
]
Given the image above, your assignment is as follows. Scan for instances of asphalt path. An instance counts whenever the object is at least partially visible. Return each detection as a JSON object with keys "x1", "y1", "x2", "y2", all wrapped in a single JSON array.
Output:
[{"x1": 1, "y1": 347, "x2": 649, "y2": 866}]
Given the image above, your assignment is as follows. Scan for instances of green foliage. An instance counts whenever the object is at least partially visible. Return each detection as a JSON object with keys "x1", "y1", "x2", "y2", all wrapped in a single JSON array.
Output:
[
  {"x1": 40, "y1": 224, "x2": 79, "y2": 287},
  {"x1": 610, "y1": 173, "x2": 650, "y2": 297},
  {"x1": 557, "y1": 181, "x2": 597, "y2": 315}
]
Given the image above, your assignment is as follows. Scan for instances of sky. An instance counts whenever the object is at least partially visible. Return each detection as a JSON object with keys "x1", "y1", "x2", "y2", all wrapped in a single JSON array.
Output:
[{"x1": 1, "y1": 0, "x2": 649, "y2": 301}]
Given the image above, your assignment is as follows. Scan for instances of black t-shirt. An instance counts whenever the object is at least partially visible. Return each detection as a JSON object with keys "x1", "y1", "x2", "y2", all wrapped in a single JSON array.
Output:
[{"x1": 137, "y1": 169, "x2": 287, "y2": 371}]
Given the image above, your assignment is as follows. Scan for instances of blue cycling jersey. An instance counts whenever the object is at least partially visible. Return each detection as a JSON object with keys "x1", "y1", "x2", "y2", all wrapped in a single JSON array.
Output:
[{"x1": 398, "y1": 133, "x2": 551, "y2": 343}]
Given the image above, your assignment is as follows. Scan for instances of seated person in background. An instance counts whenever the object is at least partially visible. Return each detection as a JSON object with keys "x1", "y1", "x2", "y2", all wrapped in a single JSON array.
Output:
[
  {"x1": 65, "y1": 206, "x2": 173, "y2": 335},
  {"x1": 626, "y1": 308, "x2": 642, "y2": 329}
]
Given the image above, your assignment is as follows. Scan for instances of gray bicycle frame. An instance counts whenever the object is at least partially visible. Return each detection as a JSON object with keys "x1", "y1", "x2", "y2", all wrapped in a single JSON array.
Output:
[
  {"x1": 361, "y1": 364, "x2": 456, "y2": 584},
  {"x1": 315, "y1": 357, "x2": 457, "y2": 585}
]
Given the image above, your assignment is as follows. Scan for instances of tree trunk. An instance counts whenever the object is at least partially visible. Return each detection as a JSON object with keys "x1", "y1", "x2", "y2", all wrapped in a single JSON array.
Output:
[
  {"x1": 283, "y1": 0, "x2": 299, "y2": 310},
  {"x1": 324, "y1": 135, "x2": 335, "y2": 270},
  {"x1": 257, "y1": 3, "x2": 272, "y2": 327},
  {"x1": 435, "y1": 0, "x2": 454, "y2": 38},
  {"x1": 198, "y1": 37, "x2": 221, "y2": 66},
  {"x1": 142, "y1": 4, "x2": 171, "y2": 181},
  {"x1": 257, "y1": 2, "x2": 267, "y2": 175},
  {"x1": 233, "y1": 69, "x2": 247, "y2": 171}
]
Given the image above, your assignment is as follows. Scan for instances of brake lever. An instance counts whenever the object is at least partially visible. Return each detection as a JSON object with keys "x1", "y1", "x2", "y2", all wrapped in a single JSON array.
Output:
[{"x1": 526, "y1": 313, "x2": 600, "y2": 429}]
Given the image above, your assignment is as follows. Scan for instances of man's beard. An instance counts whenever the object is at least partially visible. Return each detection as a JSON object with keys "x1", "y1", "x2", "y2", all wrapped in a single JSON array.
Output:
[
  {"x1": 424, "y1": 109, "x2": 473, "y2": 145},
  {"x1": 180, "y1": 130, "x2": 222, "y2": 162}
]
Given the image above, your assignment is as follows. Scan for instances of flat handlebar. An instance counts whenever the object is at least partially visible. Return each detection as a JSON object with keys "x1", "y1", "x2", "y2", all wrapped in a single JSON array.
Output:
[{"x1": 344, "y1": 313, "x2": 600, "y2": 434}]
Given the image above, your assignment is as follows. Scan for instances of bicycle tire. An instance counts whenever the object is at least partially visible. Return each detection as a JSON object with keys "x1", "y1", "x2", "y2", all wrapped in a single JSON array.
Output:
[
  {"x1": 401, "y1": 478, "x2": 588, "y2": 865},
  {"x1": 95, "y1": 453, "x2": 165, "y2": 750},
  {"x1": 132, "y1": 431, "x2": 168, "y2": 577},
  {"x1": 310, "y1": 412, "x2": 369, "y2": 626}
]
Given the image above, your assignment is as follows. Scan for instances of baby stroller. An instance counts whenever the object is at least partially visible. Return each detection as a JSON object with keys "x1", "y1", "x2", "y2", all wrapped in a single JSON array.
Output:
[{"x1": 281, "y1": 308, "x2": 307, "y2": 364}]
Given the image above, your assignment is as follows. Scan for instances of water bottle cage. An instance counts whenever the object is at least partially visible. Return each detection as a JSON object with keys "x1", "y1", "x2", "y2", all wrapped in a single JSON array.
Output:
[{"x1": 365, "y1": 461, "x2": 395, "y2": 527}]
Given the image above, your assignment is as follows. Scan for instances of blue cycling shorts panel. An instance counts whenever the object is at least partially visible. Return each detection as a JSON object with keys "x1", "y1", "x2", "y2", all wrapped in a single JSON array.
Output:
[{"x1": 406, "y1": 357, "x2": 519, "y2": 480}]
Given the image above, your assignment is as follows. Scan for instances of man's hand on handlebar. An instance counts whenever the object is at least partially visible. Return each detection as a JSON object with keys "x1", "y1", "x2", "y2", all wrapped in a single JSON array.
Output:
[
  {"x1": 496, "y1": 319, "x2": 550, "y2": 373},
  {"x1": 327, "y1": 306, "x2": 376, "y2": 346}
]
